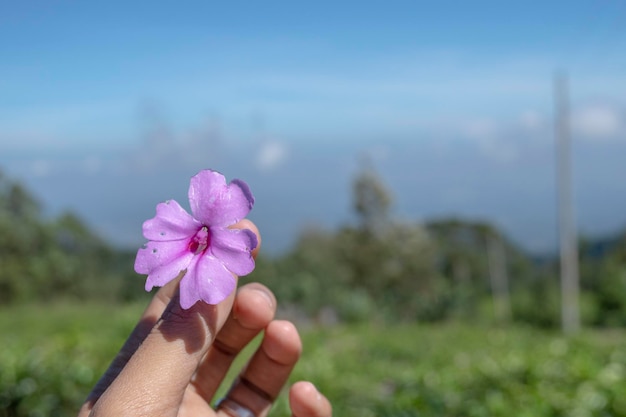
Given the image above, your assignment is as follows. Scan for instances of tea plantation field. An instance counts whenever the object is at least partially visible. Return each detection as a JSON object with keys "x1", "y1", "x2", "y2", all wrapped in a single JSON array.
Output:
[{"x1": 1, "y1": 303, "x2": 626, "y2": 417}]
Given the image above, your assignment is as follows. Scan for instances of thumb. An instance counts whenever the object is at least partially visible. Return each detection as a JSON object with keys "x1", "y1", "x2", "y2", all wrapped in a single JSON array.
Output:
[
  {"x1": 90, "y1": 288, "x2": 236, "y2": 417},
  {"x1": 89, "y1": 220, "x2": 260, "y2": 417}
]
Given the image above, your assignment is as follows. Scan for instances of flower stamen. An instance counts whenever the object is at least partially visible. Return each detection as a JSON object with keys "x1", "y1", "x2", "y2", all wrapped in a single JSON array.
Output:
[{"x1": 189, "y1": 226, "x2": 210, "y2": 255}]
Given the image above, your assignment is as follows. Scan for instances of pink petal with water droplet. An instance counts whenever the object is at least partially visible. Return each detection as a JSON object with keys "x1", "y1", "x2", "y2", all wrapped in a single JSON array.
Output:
[
  {"x1": 144, "y1": 251, "x2": 195, "y2": 291},
  {"x1": 178, "y1": 257, "x2": 201, "y2": 309},
  {"x1": 184, "y1": 254, "x2": 237, "y2": 306},
  {"x1": 135, "y1": 238, "x2": 191, "y2": 275},
  {"x1": 188, "y1": 170, "x2": 254, "y2": 227},
  {"x1": 210, "y1": 228, "x2": 257, "y2": 276},
  {"x1": 142, "y1": 199, "x2": 201, "y2": 241}
]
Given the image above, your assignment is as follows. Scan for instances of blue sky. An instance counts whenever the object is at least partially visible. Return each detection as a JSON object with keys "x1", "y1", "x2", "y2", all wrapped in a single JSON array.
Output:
[{"x1": 2, "y1": 1, "x2": 626, "y2": 254}]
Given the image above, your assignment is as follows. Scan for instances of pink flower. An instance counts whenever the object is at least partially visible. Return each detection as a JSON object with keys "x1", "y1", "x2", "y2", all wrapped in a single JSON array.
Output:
[{"x1": 134, "y1": 170, "x2": 257, "y2": 309}]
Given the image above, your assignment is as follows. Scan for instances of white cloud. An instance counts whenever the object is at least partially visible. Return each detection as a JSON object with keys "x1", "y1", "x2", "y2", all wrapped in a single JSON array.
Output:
[
  {"x1": 518, "y1": 110, "x2": 543, "y2": 131},
  {"x1": 463, "y1": 119, "x2": 498, "y2": 140},
  {"x1": 572, "y1": 103, "x2": 623, "y2": 140},
  {"x1": 256, "y1": 141, "x2": 288, "y2": 172},
  {"x1": 81, "y1": 156, "x2": 102, "y2": 175},
  {"x1": 130, "y1": 104, "x2": 223, "y2": 174},
  {"x1": 457, "y1": 118, "x2": 521, "y2": 163},
  {"x1": 478, "y1": 137, "x2": 520, "y2": 163},
  {"x1": 30, "y1": 160, "x2": 53, "y2": 178}
]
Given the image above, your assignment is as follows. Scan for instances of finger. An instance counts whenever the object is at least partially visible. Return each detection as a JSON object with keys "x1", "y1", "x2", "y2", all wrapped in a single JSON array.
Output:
[
  {"x1": 289, "y1": 382, "x2": 333, "y2": 417},
  {"x1": 217, "y1": 320, "x2": 302, "y2": 417},
  {"x1": 85, "y1": 220, "x2": 261, "y2": 417},
  {"x1": 189, "y1": 283, "x2": 277, "y2": 403},
  {"x1": 231, "y1": 219, "x2": 261, "y2": 259}
]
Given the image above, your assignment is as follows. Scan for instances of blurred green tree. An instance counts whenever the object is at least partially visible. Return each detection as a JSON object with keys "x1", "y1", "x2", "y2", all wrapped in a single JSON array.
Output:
[{"x1": 0, "y1": 169, "x2": 144, "y2": 304}]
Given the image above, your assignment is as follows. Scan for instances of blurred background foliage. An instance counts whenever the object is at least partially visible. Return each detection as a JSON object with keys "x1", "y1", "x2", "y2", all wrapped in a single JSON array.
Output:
[
  {"x1": 1, "y1": 166, "x2": 626, "y2": 416},
  {"x1": 248, "y1": 161, "x2": 626, "y2": 328},
  {"x1": 0, "y1": 170, "x2": 142, "y2": 306},
  {"x1": 2, "y1": 163, "x2": 626, "y2": 325}
]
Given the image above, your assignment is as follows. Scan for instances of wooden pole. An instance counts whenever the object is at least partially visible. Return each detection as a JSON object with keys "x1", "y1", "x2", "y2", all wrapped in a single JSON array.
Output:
[
  {"x1": 487, "y1": 235, "x2": 511, "y2": 323},
  {"x1": 555, "y1": 72, "x2": 580, "y2": 334}
]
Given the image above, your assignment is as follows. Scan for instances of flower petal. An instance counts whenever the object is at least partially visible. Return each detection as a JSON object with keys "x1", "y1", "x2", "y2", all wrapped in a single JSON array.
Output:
[
  {"x1": 135, "y1": 238, "x2": 192, "y2": 279},
  {"x1": 145, "y1": 252, "x2": 195, "y2": 291},
  {"x1": 142, "y1": 199, "x2": 201, "y2": 241},
  {"x1": 178, "y1": 258, "x2": 201, "y2": 309},
  {"x1": 209, "y1": 228, "x2": 257, "y2": 276},
  {"x1": 188, "y1": 170, "x2": 254, "y2": 227},
  {"x1": 183, "y1": 253, "x2": 237, "y2": 306}
]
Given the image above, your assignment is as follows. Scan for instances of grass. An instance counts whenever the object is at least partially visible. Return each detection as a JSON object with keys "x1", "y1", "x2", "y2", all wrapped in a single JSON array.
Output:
[
  {"x1": 1, "y1": 303, "x2": 626, "y2": 417},
  {"x1": 295, "y1": 323, "x2": 626, "y2": 416}
]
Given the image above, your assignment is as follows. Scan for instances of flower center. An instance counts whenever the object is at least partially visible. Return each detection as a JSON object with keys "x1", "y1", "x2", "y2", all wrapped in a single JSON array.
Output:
[{"x1": 189, "y1": 226, "x2": 210, "y2": 255}]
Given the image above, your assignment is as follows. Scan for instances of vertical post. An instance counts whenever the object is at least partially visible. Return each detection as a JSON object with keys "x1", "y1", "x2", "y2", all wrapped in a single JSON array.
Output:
[
  {"x1": 555, "y1": 72, "x2": 580, "y2": 334},
  {"x1": 487, "y1": 235, "x2": 511, "y2": 323}
]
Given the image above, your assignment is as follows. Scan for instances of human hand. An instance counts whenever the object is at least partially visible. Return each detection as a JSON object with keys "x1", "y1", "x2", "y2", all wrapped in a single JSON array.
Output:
[{"x1": 78, "y1": 220, "x2": 331, "y2": 417}]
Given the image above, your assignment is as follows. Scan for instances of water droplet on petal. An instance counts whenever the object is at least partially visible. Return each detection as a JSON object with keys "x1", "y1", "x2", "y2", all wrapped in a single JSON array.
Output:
[
  {"x1": 160, "y1": 231, "x2": 166, "y2": 236},
  {"x1": 142, "y1": 243, "x2": 148, "y2": 249},
  {"x1": 152, "y1": 248, "x2": 158, "y2": 254},
  {"x1": 165, "y1": 200, "x2": 171, "y2": 205}
]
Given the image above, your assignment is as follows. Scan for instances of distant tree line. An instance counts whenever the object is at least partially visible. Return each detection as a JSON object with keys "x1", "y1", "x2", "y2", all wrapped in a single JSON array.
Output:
[
  {"x1": 2, "y1": 167, "x2": 625, "y2": 328},
  {"x1": 0, "y1": 170, "x2": 144, "y2": 304},
  {"x1": 249, "y1": 163, "x2": 626, "y2": 327}
]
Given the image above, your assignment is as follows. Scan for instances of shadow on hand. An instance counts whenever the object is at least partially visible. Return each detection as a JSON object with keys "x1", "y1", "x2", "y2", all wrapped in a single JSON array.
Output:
[{"x1": 84, "y1": 289, "x2": 218, "y2": 408}]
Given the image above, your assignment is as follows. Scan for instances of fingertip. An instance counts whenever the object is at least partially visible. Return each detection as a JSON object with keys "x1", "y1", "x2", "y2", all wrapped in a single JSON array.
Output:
[
  {"x1": 232, "y1": 219, "x2": 261, "y2": 258},
  {"x1": 290, "y1": 381, "x2": 332, "y2": 417},
  {"x1": 291, "y1": 381, "x2": 320, "y2": 401},
  {"x1": 233, "y1": 283, "x2": 276, "y2": 329},
  {"x1": 265, "y1": 320, "x2": 302, "y2": 365}
]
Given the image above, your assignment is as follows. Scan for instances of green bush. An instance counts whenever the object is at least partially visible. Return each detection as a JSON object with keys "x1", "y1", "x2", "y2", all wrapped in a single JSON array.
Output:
[
  {"x1": 296, "y1": 323, "x2": 626, "y2": 417},
  {"x1": 2, "y1": 304, "x2": 626, "y2": 417}
]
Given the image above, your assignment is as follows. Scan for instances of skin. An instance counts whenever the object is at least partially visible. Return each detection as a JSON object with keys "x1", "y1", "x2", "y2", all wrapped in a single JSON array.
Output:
[{"x1": 78, "y1": 220, "x2": 332, "y2": 417}]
